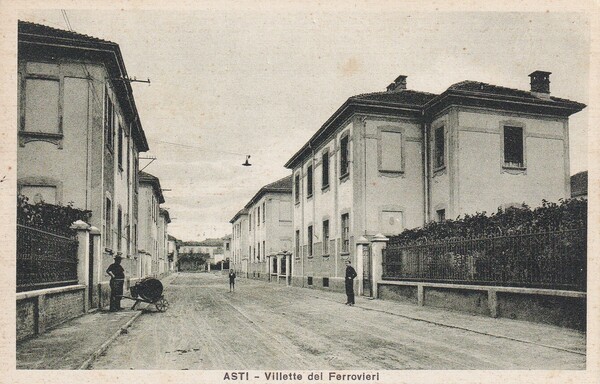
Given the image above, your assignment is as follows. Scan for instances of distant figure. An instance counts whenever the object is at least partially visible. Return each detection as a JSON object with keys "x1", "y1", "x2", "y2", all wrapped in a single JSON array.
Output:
[
  {"x1": 106, "y1": 255, "x2": 125, "y2": 311},
  {"x1": 229, "y1": 270, "x2": 236, "y2": 292},
  {"x1": 344, "y1": 260, "x2": 357, "y2": 306}
]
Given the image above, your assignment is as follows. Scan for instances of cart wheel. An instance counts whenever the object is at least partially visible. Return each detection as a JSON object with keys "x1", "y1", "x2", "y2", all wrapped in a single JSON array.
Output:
[{"x1": 155, "y1": 297, "x2": 169, "y2": 312}]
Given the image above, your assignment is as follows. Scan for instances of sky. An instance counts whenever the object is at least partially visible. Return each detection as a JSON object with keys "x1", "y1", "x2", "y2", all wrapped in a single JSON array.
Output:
[{"x1": 17, "y1": 7, "x2": 591, "y2": 242}]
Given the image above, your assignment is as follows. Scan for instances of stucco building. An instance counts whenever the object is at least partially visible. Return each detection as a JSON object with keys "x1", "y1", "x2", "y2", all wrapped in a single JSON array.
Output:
[
  {"x1": 285, "y1": 72, "x2": 585, "y2": 293},
  {"x1": 17, "y1": 21, "x2": 150, "y2": 308},
  {"x1": 229, "y1": 208, "x2": 249, "y2": 274},
  {"x1": 138, "y1": 171, "x2": 165, "y2": 277},
  {"x1": 230, "y1": 175, "x2": 293, "y2": 282}
]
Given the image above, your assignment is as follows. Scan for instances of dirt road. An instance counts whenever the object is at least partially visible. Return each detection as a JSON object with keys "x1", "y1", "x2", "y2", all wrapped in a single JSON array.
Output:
[{"x1": 90, "y1": 272, "x2": 584, "y2": 370}]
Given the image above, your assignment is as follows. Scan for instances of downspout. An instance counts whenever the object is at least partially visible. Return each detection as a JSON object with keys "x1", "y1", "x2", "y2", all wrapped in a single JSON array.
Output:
[
  {"x1": 362, "y1": 116, "x2": 368, "y2": 236},
  {"x1": 422, "y1": 110, "x2": 430, "y2": 224}
]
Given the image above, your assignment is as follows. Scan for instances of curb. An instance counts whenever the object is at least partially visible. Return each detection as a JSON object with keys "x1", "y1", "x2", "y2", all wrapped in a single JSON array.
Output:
[{"x1": 77, "y1": 310, "x2": 143, "y2": 370}]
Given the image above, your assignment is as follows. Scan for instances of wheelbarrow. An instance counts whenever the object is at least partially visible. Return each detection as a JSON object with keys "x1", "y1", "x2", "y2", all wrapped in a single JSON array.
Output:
[{"x1": 120, "y1": 277, "x2": 170, "y2": 312}]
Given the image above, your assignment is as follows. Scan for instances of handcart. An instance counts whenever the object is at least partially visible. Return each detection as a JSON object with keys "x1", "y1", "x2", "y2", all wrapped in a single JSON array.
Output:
[{"x1": 120, "y1": 277, "x2": 169, "y2": 312}]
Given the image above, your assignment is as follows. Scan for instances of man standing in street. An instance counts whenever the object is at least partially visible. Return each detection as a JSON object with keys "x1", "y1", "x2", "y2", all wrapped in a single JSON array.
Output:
[
  {"x1": 229, "y1": 270, "x2": 236, "y2": 292},
  {"x1": 344, "y1": 260, "x2": 357, "y2": 306},
  {"x1": 106, "y1": 255, "x2": 125, "y2": 311}
]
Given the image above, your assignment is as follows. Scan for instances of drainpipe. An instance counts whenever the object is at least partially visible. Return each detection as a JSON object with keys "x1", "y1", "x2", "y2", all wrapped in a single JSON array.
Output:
[{"x1": 422, "y1": 111, "x2": 430, "y2": 224}]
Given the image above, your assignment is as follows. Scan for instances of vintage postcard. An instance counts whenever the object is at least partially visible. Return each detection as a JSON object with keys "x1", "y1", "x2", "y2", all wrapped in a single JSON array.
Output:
[{"x1": 1, "y1": 1, "x2": 598, "y2": 384}]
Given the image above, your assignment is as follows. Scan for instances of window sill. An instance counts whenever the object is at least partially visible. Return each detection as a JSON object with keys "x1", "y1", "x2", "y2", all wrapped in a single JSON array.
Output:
[
  {"x1": 307, "y1": 193, "x2": 313, "y2": 200},
  {"x1": 322, "y1": 254, "x2": 330, "y2": 258},
  {"x1": 321, "y1": 184, "x2": 330, "y2": 193},
  {"x1": 340, "y1": 251, "x2": 350, "y2": 256},
  {"x1": 339, "y1": 173, "x2": 350, "y2": 183},
  {"x1": 502, "y1": 164, "x2": 526, "y2": 171}
]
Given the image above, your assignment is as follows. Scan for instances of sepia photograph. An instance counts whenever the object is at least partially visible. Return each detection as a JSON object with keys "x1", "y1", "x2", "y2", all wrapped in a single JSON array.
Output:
[{"x1": 1, "y1": 1, "x2": 598, "y2": 383}]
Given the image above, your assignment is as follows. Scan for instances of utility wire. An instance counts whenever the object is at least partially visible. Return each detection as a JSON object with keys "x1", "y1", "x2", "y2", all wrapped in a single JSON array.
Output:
[{"x1": 155, "y1": 140, "x2": 249, "y2": 156}]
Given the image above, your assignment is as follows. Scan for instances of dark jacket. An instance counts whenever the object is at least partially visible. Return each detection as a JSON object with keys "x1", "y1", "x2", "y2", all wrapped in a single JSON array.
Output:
[{"x1": 345, "y1": 265, "x2": 357, "y2": 280}]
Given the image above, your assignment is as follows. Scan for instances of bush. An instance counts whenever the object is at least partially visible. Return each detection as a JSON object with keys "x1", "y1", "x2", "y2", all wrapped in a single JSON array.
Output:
[
  {"x1": 17, "y1": 195, "x2": 92, "y2": 235},
  {"x1": 391, "y1": 198, "x2": 587, "y2": 246}
]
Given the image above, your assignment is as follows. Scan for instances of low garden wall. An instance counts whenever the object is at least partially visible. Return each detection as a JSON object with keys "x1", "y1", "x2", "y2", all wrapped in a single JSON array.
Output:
[
  {"x1": 378, "y1": 281, "x2": 586, "y2": 330},
  {"x1": 16, "y1": 285, "x2": 86, "y2": 342}
]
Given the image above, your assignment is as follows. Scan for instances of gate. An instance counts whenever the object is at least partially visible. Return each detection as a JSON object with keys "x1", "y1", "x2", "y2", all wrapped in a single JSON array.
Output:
[{"x1": 362, "y1": 244, "x2": 372, "y2": 297}]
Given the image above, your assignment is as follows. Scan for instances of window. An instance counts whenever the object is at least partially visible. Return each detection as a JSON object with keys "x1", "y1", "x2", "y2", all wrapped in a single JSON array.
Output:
[
  {"x1": 257, "y1": 242, "x2": 261, "y2": 261},
  {"x1": 436, "y1": 209, "x2": 446, "y2": 222},
  {"x1": 226, "y1": 243, "x2": 230, "y2": 251},
  {"x1": 257, "y1": 207, "x2": 260, "y2": 226},
  {"x1": 380, "y1": 130, "x2": 403, "y2": 172},
  {"x1": 434, "y1": 126, "x2": 445, "y2": 169},
  {"x1": 104, "y1": 90, "x2": 114, "y2": 149},
  {"x1": 24, "y1": 78, "x2": 60, "y2": 134},
  {"x1": 105, "y1": 198, "x2": 112, "y2": 248},
  {"x1": 262, "y1": 241, "x2": 265, "y2": 258},
  {"x1": 307, "y1": 225, "x2": 313, "y2": 257},
  {"x1": 117, "y1": 207, "x2": 122, "y2": 252},
  {"x1": 294, "y1": 174, "x2": 300, "y2": 203},
  {"x1": 249, "y1": 246, "x2": 251, "y2": 259},
  {"x1": 340, "y1": 135, "x2": 349, "y2": 177},
  {"x1": 504, "y1": 126, "x2": 524, "y2": 168},
  {"x1": 341, "y1": 213, "x2": 350, "y2": 253},
  {"x1": 307, "y1": 164, "x2": 313, "y2": 197},
  {"x1": 262, "y1": 202, "x2": 266, "y2": 223},
  {"x1": 323, "y1": 277, "x2": 329, "y2": 288},
  {"x1": 322, "y1": 151, "x2": 330, "y2": 188},
  {"x1": 322, "y1": 220, "x2": 330, "y2": 255},
  {"x1": 118, "y1": 123, "x2": 124, "y2": 170},
  {"x1": 249, "y1": 214, "x2": 252, "y2": 232},
  {"x1": 307, "y1": 276, "x2": 313, "y2": 286},
  {"x1": 295, "y1": 230, "x2": 300, "y2": 259}
]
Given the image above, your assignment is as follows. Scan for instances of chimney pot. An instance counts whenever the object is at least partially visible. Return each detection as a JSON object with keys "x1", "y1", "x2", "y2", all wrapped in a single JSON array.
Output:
[
  {"x1": 387, "y1": 75, "x2": 407, "y2": 92},
  {"x1": 529, "y1": 70, "x2": 551, "y2": 94}
]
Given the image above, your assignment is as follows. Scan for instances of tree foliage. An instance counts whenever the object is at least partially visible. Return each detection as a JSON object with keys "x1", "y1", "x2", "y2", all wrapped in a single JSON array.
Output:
[{"x1": 17, "y1": 195, "x2": 92, "y2": 235}]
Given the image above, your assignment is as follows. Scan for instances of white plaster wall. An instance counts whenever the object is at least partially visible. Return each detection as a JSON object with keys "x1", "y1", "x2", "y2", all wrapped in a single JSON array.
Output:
[
  {"x1": 457, "y1": 110, "x2": 568, "y2": 215},
  {"x1": 363, "y1": 117, "x2": 425, "y2": 235}
]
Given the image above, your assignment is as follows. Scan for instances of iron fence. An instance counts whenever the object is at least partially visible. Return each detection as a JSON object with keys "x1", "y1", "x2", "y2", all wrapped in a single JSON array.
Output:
[
  {"x1": 17, "y1": 224, "x2": 79, "y2": 292},
  {"x1": 383, "y1": 228, "x2": 586, "y2": 291}
]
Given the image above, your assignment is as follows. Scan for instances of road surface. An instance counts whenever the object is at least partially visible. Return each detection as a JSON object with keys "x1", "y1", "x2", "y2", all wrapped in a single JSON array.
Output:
[{"x1": 90, "y1": 272, "x2": 584, "y2": 370}]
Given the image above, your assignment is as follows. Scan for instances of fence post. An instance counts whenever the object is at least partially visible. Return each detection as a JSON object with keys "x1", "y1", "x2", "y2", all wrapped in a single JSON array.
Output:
[
  {"x1": 89, "y1": 226, "x2": 101, "y2": 309},
  {"x1": 356, "y1": 236, "x2": 369, "y2": 296},
  {"x1": 371, "y1": 233, "x2": 389, "y2": 299},
  {"x1": 70, "y1": 220, "x2": 91, "y2": 312}
]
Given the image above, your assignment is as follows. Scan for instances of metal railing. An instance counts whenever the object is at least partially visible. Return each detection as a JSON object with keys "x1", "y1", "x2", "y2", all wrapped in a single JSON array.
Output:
[
  {"x1": 17, "y1": 224, "x2": 79, "y2": 292},
  {"x1": 383, "y1": 228, "x2": 586, "y2": 291}
]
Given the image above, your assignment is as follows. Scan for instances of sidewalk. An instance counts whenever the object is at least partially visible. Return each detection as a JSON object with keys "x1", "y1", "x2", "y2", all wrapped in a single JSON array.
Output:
[
  {"x1": 17, "y1": 306, "x2": 145, "y2": 369},
  {"x1": 16, "y1": 274, "x2": 177, "y2": 370}
]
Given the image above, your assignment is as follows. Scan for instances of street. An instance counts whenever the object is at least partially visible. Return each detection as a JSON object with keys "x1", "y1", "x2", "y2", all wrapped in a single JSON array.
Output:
[{"x1": 90, "y1": 272, "x2": 584, "y2": 370}]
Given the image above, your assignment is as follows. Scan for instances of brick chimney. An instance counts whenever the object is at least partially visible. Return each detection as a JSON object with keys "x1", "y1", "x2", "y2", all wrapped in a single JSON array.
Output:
[
  {"x1": 529, "y1": 70, "x2": 551, "y2": 94},
  {"x1": 386, "y1": 75, "x2": 407, "y2": 92}
]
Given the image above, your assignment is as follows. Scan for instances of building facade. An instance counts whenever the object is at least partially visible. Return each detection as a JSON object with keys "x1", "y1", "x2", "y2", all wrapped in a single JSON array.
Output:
[
  {"x1": 285, "y1": 72, "x2": 585, "y2": 293},
  {"x1": 17, "y1": 21, "x2": 150, "y2": 308},
  {"x1": 138, "y1": 171, "x2": 165, "y2": 277},
  {"x1": 230, "y1": 175, "x2": 293, "y2": 282},
  {"x1": 229, "y1": 209, "x2": 249, "y2": 275}
]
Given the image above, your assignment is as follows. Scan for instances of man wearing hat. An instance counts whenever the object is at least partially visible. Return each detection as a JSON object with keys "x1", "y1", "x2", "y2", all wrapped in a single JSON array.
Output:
[{"x1": 106, "y1": 255, "x2": 125, "y2": 311}]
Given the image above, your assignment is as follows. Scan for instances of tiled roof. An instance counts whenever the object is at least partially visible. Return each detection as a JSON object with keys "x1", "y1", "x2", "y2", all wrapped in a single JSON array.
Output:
[
  {"x1": 446, "y1": 81, "x2": 585, "y2": 107},
  {"x1": 19, "y1": 20, "x2": 114, "y2": 45},
  {"x1": 244, "y1": 175, "x2": 293, "y2": 209},
  {"x1": 350, "y1": 89, "x2": 438, "y2": 107},
  {"x1": 229, "y1": 208, "x2": 249, "y2": 223},
  {"x1": 570, "y1": 171, "x2": 588, "y2": 198},
  {"x1": 262, "y1": 175, "x2": 293, "y2": 191},
  {"x1": 197, "y1": 238, "x2": 224, "y2": 247}
]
